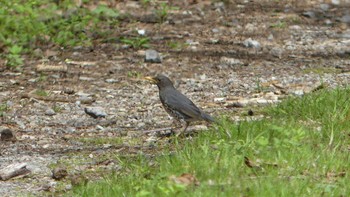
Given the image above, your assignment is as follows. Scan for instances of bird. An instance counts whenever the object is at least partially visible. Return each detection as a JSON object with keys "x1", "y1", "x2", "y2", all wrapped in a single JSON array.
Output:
[{"x1": 144, "y1": 74, "x2": 215, "y2": 134}]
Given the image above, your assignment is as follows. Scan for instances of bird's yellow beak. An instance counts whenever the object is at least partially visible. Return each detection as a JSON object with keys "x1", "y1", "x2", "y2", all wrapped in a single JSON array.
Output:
[{"x1": 144, "y1": 76, "x2": 158, "y2": 84}]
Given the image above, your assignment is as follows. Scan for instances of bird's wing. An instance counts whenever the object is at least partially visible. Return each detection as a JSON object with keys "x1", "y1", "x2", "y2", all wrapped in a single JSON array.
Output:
[{"x1": 163, "y1": 89, "x2": 202, "y2": 120}]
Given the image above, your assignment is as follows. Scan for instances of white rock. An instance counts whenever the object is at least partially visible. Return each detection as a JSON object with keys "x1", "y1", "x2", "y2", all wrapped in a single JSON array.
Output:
[
  {"x1": 243, "y1": 38, "x2": 261, "y2": 48},
  {"x1": 137, "y1": 29, "x2": 145, "y2": 35}
]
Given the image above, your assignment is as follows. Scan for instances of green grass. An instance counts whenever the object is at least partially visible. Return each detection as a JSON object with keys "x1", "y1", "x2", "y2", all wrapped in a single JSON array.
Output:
[
  {"x1": 120, "y1": 37, "x2": 150, "y2": 49},
  {"x1": 0, "y1": 0, "x2": 119, "y2": 68},
  {"x1": 34, "y1": 89, "x2": 49, "y2": 97},
  {"x1": 0, "y1": 102, "x2": 9, "y2": 117},
  {"x1": 70, "y1": 88, "x2": 350, "y2": 196}
]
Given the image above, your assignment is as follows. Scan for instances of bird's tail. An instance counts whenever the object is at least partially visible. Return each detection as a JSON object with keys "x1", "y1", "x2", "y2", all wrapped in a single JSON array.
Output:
[{"x1": 201, "y1": 112, "x2": 216, "y2": 123}]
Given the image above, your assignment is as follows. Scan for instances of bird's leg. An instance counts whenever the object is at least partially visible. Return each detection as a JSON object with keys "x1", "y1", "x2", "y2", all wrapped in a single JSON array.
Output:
[
  {"x1": 176, "y1": 122, "x2": 190, "y2": 137},
  {"x1": 183, "y1": 122, "x2": 190, "y2": 133}
]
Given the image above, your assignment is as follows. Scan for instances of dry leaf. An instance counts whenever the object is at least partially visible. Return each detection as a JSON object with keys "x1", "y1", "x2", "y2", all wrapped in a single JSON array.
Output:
[{"x1": 169, "y1": 173, "x2": 200, "y2": 186}]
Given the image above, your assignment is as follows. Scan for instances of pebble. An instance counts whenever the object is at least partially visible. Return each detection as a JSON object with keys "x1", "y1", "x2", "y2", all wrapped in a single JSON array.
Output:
[
  {"x1": 96, "y1": 125, "x2": 104, "y2": 131},
  {"x1": 268, "y1": 34, "x2": 274, "y2": 41},
  {"x1": 340, "y1": 14, "x2": 350, "y2": 23},
  {"x1": 137, "y1": 29, "x2": 145, "y2": 35},
  {"x1": 79, "y1": 76, "x2": 95, "y2": 81},
  {"x1": 0, "y1": 128, "x2": 16, "y2": 141},
  {"x1": 293, "y1": 90, "x2": 304, "y2": 96},
  {"x1": 52, "y1": 167, "x2": 68, "y2": 180},
  {"x1": 243, "y1": 38, "x2": 261, "y2": 48},
  {"x1": 137, "y1": 122, "x2": 146, "y2": 128},
  {"x1": 105, "y1": 79, "x2": 119, "y2": 83},
  {"x1": 78, "y1": 96, "x2": 95, "y2": 104},
  {"x1": 214, "y1": 97, "x2": 225, "y2": 102},
  {"x1": 84, "y1": 107, "x2": 107, "y2": 119},
  {"x1": 65, "y1": 184, "x2": 72, "y2": 190},
  {"x1": 302, "y1": 11, "x2": 315, "y2": 18},
  {"x1": 320, "y1": 4, "x2": 329, "y2": 11},
  {"x1": 270, "y1": 47, "x2": 284, "y2": 59},
  {"x1": 220, "y1": 57, "x2": 244, "y2": 66},
  {"x1": 331, "y1": 0, "x2": 340, "y2": 5},
  {"x1": 145, "y1": 49, "x2": 162, "y2": 63},
  {"x1": 45, "y1": 108, "x2": 56, "y2": 116},
  {"x1": 186, "y1": 40, "x2": 199, "y2": 45}
]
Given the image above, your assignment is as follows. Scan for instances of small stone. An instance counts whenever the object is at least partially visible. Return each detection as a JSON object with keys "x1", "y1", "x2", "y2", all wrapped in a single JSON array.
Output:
[
  {"x1": 33, "y1": 48, "x2": 43, "y2": 58},
  {"x1": 186, "y1": 39, "x2": 199, "y2": 45},
  {"x1": 145, "y1": 49, "x2": 162, "y2": 63},
  {"x1": 45, "y1": 108, "x2": 56, "y2": 116},
  {"x1": 79, "y1": 96, "x2": 95, "y2": 104},
  {"x1": 66, "y1": 127, "x2": 76, "y2": 133},
  {"x1": 302, "y1": 11, "x2": 316, "y2": 18},
  {"x1": 268, "y1": 34, "x2": 274, "y2": 41},
  {"x1": 105, "y1": 78, "x2": 119, "y2": 83},
  {"x1": 214, "y1": 97, "x2": 225, "y2": 102},
  {"x1": 79, "y1": 76, "x2": 95, "y2": 81},
  {"x1": 220, "y1": 57, "x2": 244, "y2": 66},
  {"x1": 28, "y1": 78, "x2": 37, "y2": 83},
  {"x1": 289, "y1": 25, "x2": 301, "y2": 30},
  {"x1": 0, "y1": 129, "x2": 16, "y2": 142},
  {"x1": 324, "y1": 19, "x2": 333, "y2": 25},
  {"x1": 199, "y1": 74, "x2": 207, "y2": 80},
  {"x1": 226, "y1": 102, "x2": 245, "y2": 108},
  {"x1": 331, "y1": 0, "x2": 340, "y2": 5},
  {"x1": 212, "y1": 28, "x2": 220, "y2": 33},
  {"x1": 63, "y1": 88, "x2": 75, "y2": 95},
  {"x1": 270, "y1": 47, "x2": 284, "y2": 59},
  {"x1": 255, "y1": 98, "x2": 269, "y2": 104},
  {"x1": 243, "y1": 38, "x2": 261, "y2": 48},
  {"x1": 96, "y1": 125, "x2": 104, "y2": 131},
  {"x1": 340, "y1": 14, "x2": 350, "y2": 23},
  {"x1": 293, "y1": 90, "x2": 304, "y2": 96},
  {"x1": 320, "y1": 4, "x2": 329, "y2": 11},
  {"x1": 84, "y1": 107, "x2": 107, "y2": 119},
  {"x1": 65, "y1": 184, "x2": 72, "y2": 191},
  {"x1": 137, "y1": 29, "x2": 145, "y2": 35},
  {"x1": 247, "y1": 109, "x2": 254, "y2": 116},
  {"x1": 52, "y1": 167, "x2": 68, "y2": 180}
]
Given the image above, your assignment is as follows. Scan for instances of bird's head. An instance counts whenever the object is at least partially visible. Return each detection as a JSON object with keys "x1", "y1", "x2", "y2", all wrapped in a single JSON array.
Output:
[{"x1": 144, "y1": 74, "x2": 174, "y2": 89}]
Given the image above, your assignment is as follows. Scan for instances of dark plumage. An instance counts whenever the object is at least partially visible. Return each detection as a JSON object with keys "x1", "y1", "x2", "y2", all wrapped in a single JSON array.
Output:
[{"x1": 145, "y1": 74, "x2": 215, "y2": 133}]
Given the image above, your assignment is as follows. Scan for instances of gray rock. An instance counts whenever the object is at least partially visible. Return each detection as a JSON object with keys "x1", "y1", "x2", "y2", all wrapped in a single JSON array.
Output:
[
  {"x1": 268, "y1": 34, "x2": 274, "y2": 41},
  {"x1": 65, "y1": 127, "x2": 76, "y2": 133},
  {"x1": 324, "y1": 19, "x2": 333, "y2": 26},
  {"x1": 339, "y1": 14, "x2": 350, "y2": 23},
  {"x1": 45, "y1": 108, "x2": 56, "y2": 116},
  {"x1": 243, "y1": 38, "x2": 261, "y2": 48},
  {"x1": 270, "y1": 47, "x2": 284, "y2": 59},
  {"x1": 302, "y1": 11, "x2": 316, "y2": 18},
  {"x1": 84, "y1": 107, "x2": 107, "y2": 119},
  {"x1": 33, "y1": 48, "x2": 43, "y2": 57},
  {"x1": 145, "y1": 49, "x2": 162, "y2": 63},
  {"x1": 320, "y1": 4, "x2": 329, "y2": 11},
  {"x1": 212, "y1": 28, "x2": 220, "y2": 33}
]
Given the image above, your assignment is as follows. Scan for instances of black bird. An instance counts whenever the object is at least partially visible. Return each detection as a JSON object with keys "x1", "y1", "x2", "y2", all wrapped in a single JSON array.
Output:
[{"x1": 145, "y1": 74, "x2": 215, "y2": 134}]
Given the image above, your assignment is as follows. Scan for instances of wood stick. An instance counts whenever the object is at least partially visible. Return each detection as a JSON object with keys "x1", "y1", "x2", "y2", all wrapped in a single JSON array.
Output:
[{"x1": 0, "y1": 163, "x2": 31, "y2": 181}]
